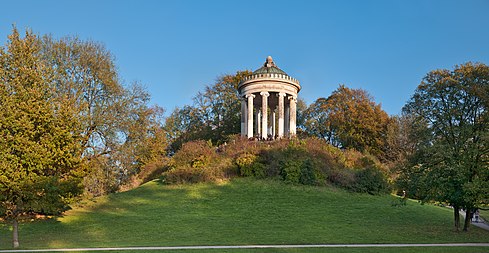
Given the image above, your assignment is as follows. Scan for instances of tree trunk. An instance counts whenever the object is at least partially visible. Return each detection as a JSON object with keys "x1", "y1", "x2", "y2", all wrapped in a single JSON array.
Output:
[
  {"x1": 453, "y1": 206, "x2": 460, "y2": 232},
  {"x1": 12, "y1": 219, "x2": 19, "y2": 248},
  {"x1": 463, "y1": 209, "x2": 472, "y2": 232}
]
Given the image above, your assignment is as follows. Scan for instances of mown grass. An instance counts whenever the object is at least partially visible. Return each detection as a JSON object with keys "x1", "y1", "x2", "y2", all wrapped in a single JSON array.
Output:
[
  {"x1": 481, "y1": 209, "x2": 489, "y2": 221},
  {"x1": 1, "y1": 178, "x2": 488, "y2": 251},
  {"x1": 75, "y1": 248, "x2": 489, "y2": 253}
]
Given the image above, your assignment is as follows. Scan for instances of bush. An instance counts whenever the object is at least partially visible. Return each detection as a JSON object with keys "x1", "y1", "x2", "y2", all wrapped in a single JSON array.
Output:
[
  {"x1": 328, "y1": 168, "x2": 356, "y2": 188},
  {"x1": 280, "y1": 158, "x2": 319, "y2": 186},
  {"x1": 352, "y1": 167, "x2": 390, "y2": 194},
  {"x1": 164, "y1": 158, "x2": 236, "y2": 184},
  {"x1": 300, "y1": 160, "x2": 317, "y2": 185},
  {"x1": 164, "y1": 137, "x2": 391, "y2": 192},
  {"x1": 236, "y1": 153, "x2": 266, "y2": 178},
  {"x1": 171, "y1": 140, "x2": 215, "y2": 168},
  {"x1": 138, "y1": 158, "x2": 170, "y2": 183},
  {"x1": 281, "y1": 160, "x2": 302, "y2": 184},
  {"x1": 164, "y1": 140, "x2": 238, "y2": 184},
  {"x1": 164, "y1": 166, "x2": 209, "y2": 184}
]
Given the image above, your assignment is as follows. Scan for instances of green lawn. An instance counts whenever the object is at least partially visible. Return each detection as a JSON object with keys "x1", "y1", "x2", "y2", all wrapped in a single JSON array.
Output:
[
  {"x1": 1, "y1": 178, "x2": 488, "y2": 251},
  {"x1": 66, "y1": 248, "x2": 489, "y2": 253},
  {"x1": 480, "y1": 209, "x2": 489, "y2": 221}
]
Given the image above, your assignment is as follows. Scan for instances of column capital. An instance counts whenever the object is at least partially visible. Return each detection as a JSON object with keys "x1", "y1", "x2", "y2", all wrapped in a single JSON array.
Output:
[
  {"x1": 277, "y1": 92, "x2": 287, "y2": 97},
  {"x1": 288, "y1": 95, "x2": 297, "y2": 101},
  {"x1": 246, "y1": 93, "x2": 255, "y2": 99},
  {"x1": 260, "y1": 91, "x2": 270, "y2": 97}
]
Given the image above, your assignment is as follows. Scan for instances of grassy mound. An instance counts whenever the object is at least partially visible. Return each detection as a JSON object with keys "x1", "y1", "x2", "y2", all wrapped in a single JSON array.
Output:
[
  {"x1": 0, "y1": 178, "x2": 488, "y2": 250},
  {"x1": 162, "y1": 138, "x2": 390, "y2": 194}
]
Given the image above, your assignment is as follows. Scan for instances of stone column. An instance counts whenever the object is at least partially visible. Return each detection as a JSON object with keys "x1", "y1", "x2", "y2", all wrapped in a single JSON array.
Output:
[
  {"x1": 246, "y1": 94, "x2": 255, "y2": 138},
  {"x1": 260, "y1": 91, "x2": 269, "y2": 139},
  {"x1": 257, "y1": 110, "x2": 261, "y2": 136},
  {"x1": 241, "y1": 98, "x2": 246, "y2": 137},
  {"x1": 285, "y1": 102, "x2": 290, "y2": 136},
  {"x1": 272, "y1": 110, "x2": 276, "y2": 138},
  {"x1": 289, "y1": 95, "x2": 297, "y2": 136},
  {"x1": 277, "y1": 92, "x2": 286, "y2": 138}
]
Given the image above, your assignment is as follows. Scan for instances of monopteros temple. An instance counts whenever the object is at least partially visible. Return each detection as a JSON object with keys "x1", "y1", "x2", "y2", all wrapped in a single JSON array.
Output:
[{"x1": 238, "y1": 56, "x2": 301, "y2": 139}]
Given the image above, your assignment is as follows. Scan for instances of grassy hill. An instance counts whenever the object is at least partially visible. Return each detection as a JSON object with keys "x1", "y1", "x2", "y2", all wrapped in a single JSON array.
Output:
[{"x1": 1, "y1": 178, "x2": 488, "y2": 252}]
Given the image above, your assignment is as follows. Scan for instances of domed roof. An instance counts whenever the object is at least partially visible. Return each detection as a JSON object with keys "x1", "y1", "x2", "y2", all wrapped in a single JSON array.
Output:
[{"x1": 252, "y1": 56, "x2": 288, "y2": 76}]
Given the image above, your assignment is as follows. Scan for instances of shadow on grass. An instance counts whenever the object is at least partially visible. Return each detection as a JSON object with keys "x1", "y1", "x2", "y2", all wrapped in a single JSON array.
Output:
[{"x1": 1, "y1": 178, "x2": 488, "y2": 250}]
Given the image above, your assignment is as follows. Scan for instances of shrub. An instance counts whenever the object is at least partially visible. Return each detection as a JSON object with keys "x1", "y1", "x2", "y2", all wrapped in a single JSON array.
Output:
[
  {"x1": 164, "y1": 137, "x2": 392, "y2": 192},
  {"x1": 328, "y1": 168, "x2": 356, "y2": 188},
  {"x1": 236, "y1": 153, "x2": 257, "y2": 176},
  {"x1": 299, "y1": 160, "x2": 317, "y2": 185},
  {"x1": 163, "y1": 158, "x2": 236, "y2": 184},
  {"x1": 171, "y1": 140, "x2": 215, "y2": 168},
  {"x1": 352, "y1": 167, "x2": 390, "y2": 194},
  {"x1": 236, "y1": 153, "x2": 266, "y2": 178},
  {"x1": 281, "y1": 160, "x2": 302, "y2": 184},
  {"x1": 138, "y1": 158, "x2": 170, "y2": 183},
  {"x1": 222, "y1": 135, "x2": 261, "y2": 157},
  {"x1": 164, "y1": 140, "x2": 238, "y2": 184},
  {"x1": 164, "y1": 166, "x2": 208, "y2": 184}
]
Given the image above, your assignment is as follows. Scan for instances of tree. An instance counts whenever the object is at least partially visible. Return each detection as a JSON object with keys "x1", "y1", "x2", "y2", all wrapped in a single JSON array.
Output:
[
  {"x1": 41, "y1": 35, "x2": 166, "y2": 196},
  {"x1": 304, "y1": 85, "x2": 391, "y2": 158},
  {"x1": 164, "y1": 71, "x2": 251, "y2": 152},
  {"x1": 0, "y1": 28, "x2": 84, "y2": 248},
  {"x1": 295, "y1": 98, "x2": 309, "y2": 137},
  {"x1": 401, "y1": 63, "x2": 489, "y2": 231}
]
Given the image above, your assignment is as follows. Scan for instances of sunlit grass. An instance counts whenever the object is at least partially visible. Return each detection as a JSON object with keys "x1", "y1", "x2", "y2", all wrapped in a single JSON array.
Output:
[{"x1": 0, "y1": 178, "x2": 488, "y2": 251}]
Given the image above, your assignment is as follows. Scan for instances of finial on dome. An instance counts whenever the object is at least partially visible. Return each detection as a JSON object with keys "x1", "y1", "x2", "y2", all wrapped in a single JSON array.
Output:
[{"x1": 265, "y1": 56, "x2": 276, "y2": 68}]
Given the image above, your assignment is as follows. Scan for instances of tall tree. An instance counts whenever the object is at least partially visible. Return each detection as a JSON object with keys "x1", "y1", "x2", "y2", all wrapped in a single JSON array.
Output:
[
  {"x1": 304, "y1": 85, "x2": 391, "y2": 157},
  {"x1": 164, "y1": 71, "x2": 251, "y2": 152},
  {"x1": 401, "y1": 63, "x2": 489, "y2": 231},
  {"x1": 0, "y1": 28, "x2": 84, "y2": 248},
  {"x1": 41, "y1": 35, "x2": 166, "y2": 196}
]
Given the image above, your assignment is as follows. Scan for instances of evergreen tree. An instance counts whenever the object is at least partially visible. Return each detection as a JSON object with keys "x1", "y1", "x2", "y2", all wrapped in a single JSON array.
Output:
[{"x1": 0, "y1": 28, "x2": 84, "y2": 248}]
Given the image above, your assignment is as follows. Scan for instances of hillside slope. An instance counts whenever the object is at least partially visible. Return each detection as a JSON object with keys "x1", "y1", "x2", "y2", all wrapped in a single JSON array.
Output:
[{"x1": 1, "y1": 178, "x2": 488, "y2": 249}]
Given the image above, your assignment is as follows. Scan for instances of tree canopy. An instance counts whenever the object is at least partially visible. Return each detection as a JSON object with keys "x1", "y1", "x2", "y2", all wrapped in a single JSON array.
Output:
[
  {"x1": 41, "y1": 34, "x2": 167, "y2": 196},
  {"x1": 164, "y1": 71, "x2": 251, "y2": 152},
  {"x1": 0, "y1": 27, "x2": 167, "y2": 247},
  {"x1": 304, "y1": 85, "x2": 391, "y2": 158},
  {"x1": 399, "y1": 62, "x2": 489, "y2": 231},
  {"x1": 0, "y1": 28, "x2": 84, "y2": 248}
]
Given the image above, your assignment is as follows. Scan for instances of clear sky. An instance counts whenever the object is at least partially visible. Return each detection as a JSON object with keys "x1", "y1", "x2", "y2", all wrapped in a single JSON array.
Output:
[{"x1": 2, "y1": 0, "x2": 489, "y2": 116}]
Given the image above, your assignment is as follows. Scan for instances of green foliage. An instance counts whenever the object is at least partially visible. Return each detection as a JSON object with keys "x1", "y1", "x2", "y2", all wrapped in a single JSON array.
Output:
[
  {"x1": 41, "y1": 34, "x2": 167, "y2": 196},
  {"x1": 304, "y1": 85, "x2": 391, "y2": 158},
  {"x1": 164, "y1": 71, "x2": 252, "y2": 153},
  {"x1": 400, "y1": 62, "x2": 489, "y2": 231},
  {"x1": 274, "y1": 144, "x2": 319, "y2": 185},
  {"x1": 353, "y1": 167, "x2": 390, "y2": 194},
  {"x1": 235, "y1": 153, "x2": 266, "y2": 178},
  {"x1": 281, "y1": 160, "x2": 303, "y2": 184},
  {"x1": 0, "y1": 27, "x2": 85, "y2": 247},
  {"x1": 163, "y1": 136, "x2": 391, "y2": 195},
  {"x1": 328, "y1": 168, "x2": 356, "y2": 189},
  {"x1": 300, "y1": 159, "x2": 317, "y2": 185}
]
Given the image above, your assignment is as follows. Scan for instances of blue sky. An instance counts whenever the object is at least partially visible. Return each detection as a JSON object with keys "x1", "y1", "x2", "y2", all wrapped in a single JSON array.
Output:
[{"x1": 2, "y1": 0, "x2": 489, "y2": 116}]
